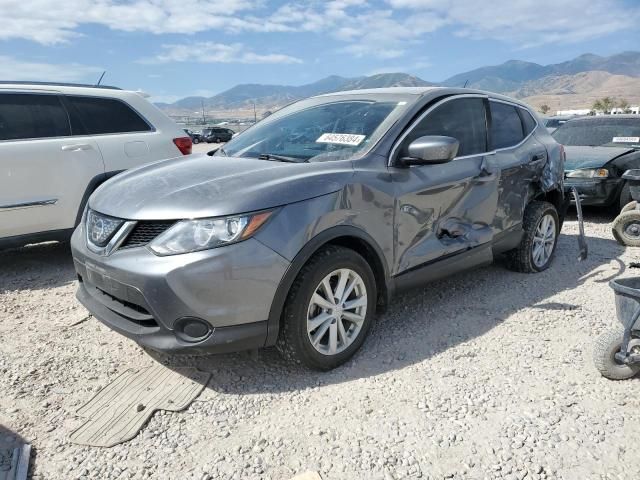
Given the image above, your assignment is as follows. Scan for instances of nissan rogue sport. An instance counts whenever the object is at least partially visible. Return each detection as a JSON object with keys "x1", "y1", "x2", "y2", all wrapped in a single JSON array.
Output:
[{"x1": 71, "y1": 87, "x2": 566, "y2": 370}]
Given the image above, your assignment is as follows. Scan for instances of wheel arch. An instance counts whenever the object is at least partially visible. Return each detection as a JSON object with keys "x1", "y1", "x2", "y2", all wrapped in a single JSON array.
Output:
[
  {"x1": 264, "y1": 226, "x2": 392, "y2": 346},
  {"x1": 74, "y1": 170, "x2": 124, "y2": 226},
  {"x1": 534, "y1": 187, "x2": 567, "y2": 226}
]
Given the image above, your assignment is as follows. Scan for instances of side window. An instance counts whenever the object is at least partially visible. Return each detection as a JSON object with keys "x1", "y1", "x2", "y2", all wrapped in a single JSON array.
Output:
[
  {"x1": 490, "y1": 101, "x2": 524, "y2": 149},
  {"x1": 402, "y1": 97, "x2": 487, "y2": 158},
  {"x1": 0, "y1": 93, "x2": 71, "y2": 141},
  {"x1": 66, "y1": 96, "x2": 151, "y2": 135},
  {"x1": 518, "y1": 108, "x2": 537, "y2": 136}
]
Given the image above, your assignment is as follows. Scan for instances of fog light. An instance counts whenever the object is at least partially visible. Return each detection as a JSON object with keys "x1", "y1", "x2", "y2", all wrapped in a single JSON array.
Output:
[{"x1": 174, "y1": 317, "x2": 212, "y2": 343}]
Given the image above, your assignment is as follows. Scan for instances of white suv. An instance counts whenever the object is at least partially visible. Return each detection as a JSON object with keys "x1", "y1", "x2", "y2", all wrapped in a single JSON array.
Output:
[{"x1": 0, "y1": 82, "x2": 192, "y2": 249}]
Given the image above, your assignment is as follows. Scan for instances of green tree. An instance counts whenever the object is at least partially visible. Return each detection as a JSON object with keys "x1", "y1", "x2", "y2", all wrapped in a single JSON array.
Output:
[
  {"x1": 592, "y1": 97, "x2": 616, "y2": 114},
  {"x1": 617, "y1": 98, "x2": 632, "y2": 114},
  {"x1": 540, "y1": 104, "x2": 550, "y2": 115}
]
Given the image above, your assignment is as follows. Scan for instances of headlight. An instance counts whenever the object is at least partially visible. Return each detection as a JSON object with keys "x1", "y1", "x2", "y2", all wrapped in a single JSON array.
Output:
[
  {"x1": 566, "y1": 168, "x2": 609, "y2": 179},
  {"x1": 149, "y1": 211, "x2": 273, "y2": 255}
]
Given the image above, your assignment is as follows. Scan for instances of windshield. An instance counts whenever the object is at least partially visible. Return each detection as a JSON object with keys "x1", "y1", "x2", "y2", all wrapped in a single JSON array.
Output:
[
  {"x1": 218, "y1": 93, "x2": 415, "y2": 162},
  {"x1": 553, "y1": 117, "x2": 640, "y2": 148}
]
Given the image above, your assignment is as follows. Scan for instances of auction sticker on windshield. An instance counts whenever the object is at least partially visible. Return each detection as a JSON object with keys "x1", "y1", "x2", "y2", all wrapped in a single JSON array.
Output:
[
  {"x1": 316, "y1": 133, "x2": 366, "y2": 146},
  {"x1": 613, "y1": 137, "x2": 640, "y2": 143}
]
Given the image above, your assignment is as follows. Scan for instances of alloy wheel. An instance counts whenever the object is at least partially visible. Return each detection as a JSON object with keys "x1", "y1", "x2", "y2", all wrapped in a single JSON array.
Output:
[
  {"x1": 306, "y1": 269, "x2": 367, "y2": 356},
  {"x1": 532, "y1": 213, "x2": 556, "y2": 268}
]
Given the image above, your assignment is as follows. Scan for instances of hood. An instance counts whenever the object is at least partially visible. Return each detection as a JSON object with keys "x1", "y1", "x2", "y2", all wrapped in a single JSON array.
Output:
[
  {"x1": 90, "y1": 154, "x2": 350, "y2": 220},
  {"x1": 564, "y1": 146, "x2": 635, "y2": 171}
]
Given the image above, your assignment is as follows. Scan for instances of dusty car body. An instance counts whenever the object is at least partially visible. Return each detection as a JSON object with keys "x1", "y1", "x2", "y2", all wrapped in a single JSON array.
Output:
[
  {"x1": 71, "y1": 87, "x2": 566, "y2": 370},
  {"x1": 554, "y1": 115, "x2": 640, "y2": 209}
]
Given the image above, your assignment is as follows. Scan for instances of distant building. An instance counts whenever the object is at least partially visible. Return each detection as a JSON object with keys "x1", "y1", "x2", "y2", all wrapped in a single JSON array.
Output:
[
  {"x1": 556, "y1": 106, "x2": 640, "y2": 116},
  {"x1": 610, "y1": 106, "x2": 640, "y2": 115},
  {"x1": 555, "y1": 108, "x2": 591, "y2": 116}
]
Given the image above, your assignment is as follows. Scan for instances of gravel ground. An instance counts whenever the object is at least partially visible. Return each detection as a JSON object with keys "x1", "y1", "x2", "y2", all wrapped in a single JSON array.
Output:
[{"x1": 1, "y1": 211, "x2": 640, "y2": 480}]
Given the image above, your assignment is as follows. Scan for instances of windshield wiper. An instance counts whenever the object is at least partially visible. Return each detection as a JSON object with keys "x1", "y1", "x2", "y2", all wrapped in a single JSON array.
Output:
[{"x1": 258, "y1": 153, "x2": 307, "y2": 163}]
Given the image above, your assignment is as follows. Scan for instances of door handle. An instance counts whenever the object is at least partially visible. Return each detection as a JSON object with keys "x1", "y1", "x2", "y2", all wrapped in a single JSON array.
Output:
[
  {"x1": 531, "y1": 153, "x2": 546, "y2": 162},
  {"x1": 62, "y1": 143, "x2": 92, "y2": 152}
]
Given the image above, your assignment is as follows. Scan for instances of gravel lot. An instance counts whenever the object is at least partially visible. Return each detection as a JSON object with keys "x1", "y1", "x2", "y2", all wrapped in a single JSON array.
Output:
[{"x1": 2, "y1": 212, "x2": 640, "y2": 480}]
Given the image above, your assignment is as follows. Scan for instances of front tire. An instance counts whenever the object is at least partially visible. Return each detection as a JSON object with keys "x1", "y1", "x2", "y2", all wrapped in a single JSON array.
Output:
[
  {"x1": 193, "y1": 138, "x2": 200, "y2": 144},
  {"x1": 276, "y1": 245, "x2": 377, "y2": 370},
  {"x1": 506, "y1": 201, "x2": 559, "y2": 273},
  {"x1": 593, "y1": 328, "x2": 640, "y2": 380}
]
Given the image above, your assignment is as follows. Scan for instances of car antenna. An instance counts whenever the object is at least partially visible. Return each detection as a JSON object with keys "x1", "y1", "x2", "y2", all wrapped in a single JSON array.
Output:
[{"x1": 96, "y1": 71, "x2": 106, "y2": 86}]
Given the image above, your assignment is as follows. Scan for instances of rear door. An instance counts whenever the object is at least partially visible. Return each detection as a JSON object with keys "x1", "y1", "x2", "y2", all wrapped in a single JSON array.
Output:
[
  {"x1": 0, "y1": 92, "x2": 104, "y2": 238},
  {"x1": 64, "y1": 95, "x2": 155, "y2": 172},
  {"x1": 489, "y1": 100, "x2": 546, "y2": 234},
  {"x1": 390, "y1": 95, "x2": 500, "y2": 274}
]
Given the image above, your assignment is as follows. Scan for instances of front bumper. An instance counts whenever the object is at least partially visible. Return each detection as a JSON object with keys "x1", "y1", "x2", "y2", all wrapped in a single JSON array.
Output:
[
  {"x1": 564, "y1": 176, "x2": 622, "y2": 206},
  {"x1": 71, "y1": 227, "x2": 290, "y2": 354}
]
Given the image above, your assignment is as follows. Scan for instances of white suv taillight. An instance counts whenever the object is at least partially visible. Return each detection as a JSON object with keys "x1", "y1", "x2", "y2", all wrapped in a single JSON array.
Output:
[{"x1": 173, "y1": 136, "x2": 192, "y2": 155}]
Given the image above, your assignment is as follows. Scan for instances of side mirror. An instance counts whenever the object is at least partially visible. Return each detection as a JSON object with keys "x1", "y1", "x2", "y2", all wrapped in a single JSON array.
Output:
[
  {"x1": 206, "y1": 147, "x2": 219, "y2": 156},
  {"x1": 401, "y1": 135, "x2": 459, "y2": 166}
]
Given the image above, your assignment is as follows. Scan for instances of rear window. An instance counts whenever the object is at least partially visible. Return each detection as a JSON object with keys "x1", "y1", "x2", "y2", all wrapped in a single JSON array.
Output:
[
  {"x1": 0, "y1": 93, "x2": 70, "y2": 141},
  {"x1": 519, "y1": 108, "x2": 537, "y2": 136},
  {"x1": 490, "y1": 101, "x2": 524, "y2": 149},
  {"x1": 66, "y1": 96, "x2": 151, "y2": 135}
]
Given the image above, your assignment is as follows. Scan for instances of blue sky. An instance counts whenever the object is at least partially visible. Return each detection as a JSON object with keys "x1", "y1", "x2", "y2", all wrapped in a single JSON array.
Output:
[{"x1": 1, "y1": 0, "x2": 639, "y2": 103}]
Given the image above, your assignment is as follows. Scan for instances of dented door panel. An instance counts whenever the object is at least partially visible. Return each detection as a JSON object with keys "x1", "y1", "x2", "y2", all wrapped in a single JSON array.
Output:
[
  {"x1": 492, "y1": 137, "x2": 548, "y2": 233},
  {"x1": 391, "y1": 154, "x2": 500, "y2": 274}
]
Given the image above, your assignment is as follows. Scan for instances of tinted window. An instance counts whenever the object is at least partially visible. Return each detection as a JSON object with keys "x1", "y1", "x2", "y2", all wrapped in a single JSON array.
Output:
[
  {"x1": 519, "y1": 108, "x2": 537, "y2": 135},
  {"x1": 0, "y1": 93, "x2": 70, "y2": 141},
  {"x1": 552, "y1": 118, "x2": 640, "y2": 147},
  {"x1": 402, "y1": 97, "x2": 487, "y2": 157},
  {"x1": 66, "y1": 96, "x2": 151, "y2": 134},
  {"x1": 490, "y1": 102, "x2": 524, "y2": 149}
]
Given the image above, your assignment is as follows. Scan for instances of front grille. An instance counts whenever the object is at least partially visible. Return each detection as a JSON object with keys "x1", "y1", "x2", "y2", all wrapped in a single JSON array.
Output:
[{"x1": 121, "y1": 220, "x2": 176, "y2": 248}]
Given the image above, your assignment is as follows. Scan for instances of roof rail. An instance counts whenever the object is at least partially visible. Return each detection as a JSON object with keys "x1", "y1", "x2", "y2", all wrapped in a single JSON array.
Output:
[{"x1": 0, "y1": 81, "x2": 121, "y2": 90}]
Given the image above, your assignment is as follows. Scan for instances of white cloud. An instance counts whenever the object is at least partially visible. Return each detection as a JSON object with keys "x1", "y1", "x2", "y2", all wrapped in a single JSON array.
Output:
[
  {"x1": 143, "y1": 42, "x2": 302, "y2": 65},
  {"x1": 0, "y1": 55, "x2": 102, "y2": 82},
  {"x1": 385, "y1": 0, "x2": 640, "y2": 46},
  {"x1": 0, "y1": 0, "x2": 259, "y2": 44},
  {"x1": 1, "y1": 0, "x2": 638, "y2": 60}
]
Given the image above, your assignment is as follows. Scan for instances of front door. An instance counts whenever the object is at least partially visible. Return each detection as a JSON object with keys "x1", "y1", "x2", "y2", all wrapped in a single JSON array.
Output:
[
  {"x1": 390, "y1": 96, "x2": 500, "y2": 275},
  {"x1": 0, "y1": 93, "x2": 104, "y2": 238}
]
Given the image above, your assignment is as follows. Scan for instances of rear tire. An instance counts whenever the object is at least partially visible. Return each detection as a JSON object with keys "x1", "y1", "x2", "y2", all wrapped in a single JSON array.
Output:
[
  {"x1": 612, "y1": 210, "x2": 640, "y2": 247},
  {"x1": 506, "y1": 201, "x2": 559, "y2": 273},
  {"x1": 593, "y1": 328, "x2": 640, "y2": 380},
  {"x1": 276, "y1": 245, "x2": 377, "y2": 370}
]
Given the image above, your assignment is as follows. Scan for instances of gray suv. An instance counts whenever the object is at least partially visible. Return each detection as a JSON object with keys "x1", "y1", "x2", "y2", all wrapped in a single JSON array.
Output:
[{"x1": 71, "y1": 87, "x2": 566, "y2": 370}]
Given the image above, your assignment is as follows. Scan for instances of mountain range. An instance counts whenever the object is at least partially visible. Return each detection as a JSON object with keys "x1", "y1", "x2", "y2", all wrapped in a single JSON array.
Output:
[{"x1": 157, "y1": 51, "x2": 640, "y2": 115}]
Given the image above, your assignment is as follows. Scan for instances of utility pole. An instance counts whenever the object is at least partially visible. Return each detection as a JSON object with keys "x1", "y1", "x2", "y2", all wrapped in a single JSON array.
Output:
[
  {"x1": 201, "y1": 100, "x2": 206, "y2": 125},
  {"x1": 253, "y1": 101, "x2": 257, "y2": 124}
]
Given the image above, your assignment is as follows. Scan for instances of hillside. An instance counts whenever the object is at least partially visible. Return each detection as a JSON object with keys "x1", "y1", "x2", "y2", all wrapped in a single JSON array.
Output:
[
  {"x1": 444, "y1": 51, "x2": 640, "y2": 92},
  {"x1": 515, "y1": 71, "x2": 640, "y2": 112},
  {"x1": 157, "y1": 51, "x2": 640, "y2": 116}
]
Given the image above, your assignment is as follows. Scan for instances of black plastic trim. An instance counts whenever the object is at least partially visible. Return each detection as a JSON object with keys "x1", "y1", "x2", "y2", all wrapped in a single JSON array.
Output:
[{"x1": 0, "y1": 228, "x2": 74, "y2": 250}]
